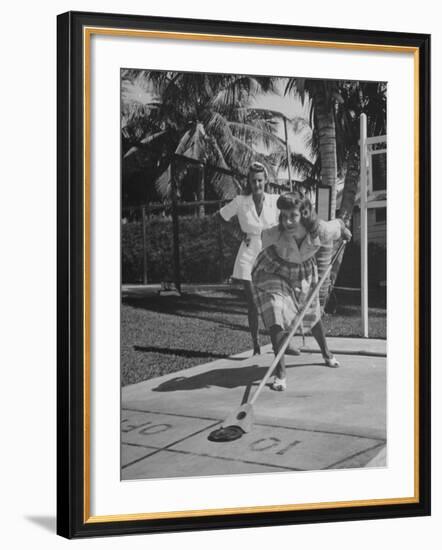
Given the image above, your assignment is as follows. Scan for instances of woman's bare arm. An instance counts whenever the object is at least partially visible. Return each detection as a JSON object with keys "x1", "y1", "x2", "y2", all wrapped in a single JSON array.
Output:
[
  {"x1": 301, "y1": 201, "x2": 351, "y2": 242},
  {"x1": 215, "y1": 212, "x2": 250, "y2": 245}
]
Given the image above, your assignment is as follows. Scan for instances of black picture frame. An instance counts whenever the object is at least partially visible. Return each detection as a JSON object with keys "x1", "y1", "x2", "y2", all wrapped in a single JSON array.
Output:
[{"x1": 57, "y1": 10, "x2": 431, "y2": 539}]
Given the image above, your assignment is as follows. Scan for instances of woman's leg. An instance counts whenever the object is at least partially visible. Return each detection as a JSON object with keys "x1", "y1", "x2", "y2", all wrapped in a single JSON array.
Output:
[
  {"x1": 269, "y1": 325, "x2": 286, "y2": 380},
  {"x1": 311, "y1": 320, "x2": 333, "y2": 359},
  {"x1": 311, "y1": 320, "x2": 340, "y2": 367},
  {"x1": 243, "y1": 280, "x2": 260, "y2": 354}
]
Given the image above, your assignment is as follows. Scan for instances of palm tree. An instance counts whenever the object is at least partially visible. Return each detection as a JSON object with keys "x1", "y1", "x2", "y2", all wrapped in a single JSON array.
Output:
[
  {"x1": 283, "y1": 77, "x2": 387, "y2": 221},
  {"x1": 282, "y1": 78, "x2": 345, "y2": 307},
  {"x1": 243, "y1": 106, "x2": 316, "y2": 193},
  {"x1": 122, "y1": 71, "x2": 285, "y2": 211},
  {"x1": 283, "y1": 78, "x2": 367, "y2": 306},
  {"x1": 283, "y1": 78, "x2": 386, "y2": 217},
  {"x1": 337, "y1": 81, "x2": 387, "y2": 226},
  {"x1": 284, "y1": 78, "x2": 343, "y2": 219},
  {"x1": 121, "y1": 70, "x2": 290, "y2": 290},
  {"x1": 323, "y1": 80, "x2": 386, "y2": 309}
]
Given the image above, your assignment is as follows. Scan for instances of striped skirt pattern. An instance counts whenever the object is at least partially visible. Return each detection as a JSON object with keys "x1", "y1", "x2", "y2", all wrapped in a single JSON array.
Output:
[{"x1": 251, "y1": 245, "x2": 321, "y2": 332}]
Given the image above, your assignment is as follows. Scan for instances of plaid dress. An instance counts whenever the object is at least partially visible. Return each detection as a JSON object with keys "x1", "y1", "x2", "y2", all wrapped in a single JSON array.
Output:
[
  {"x1": 251, "y1": 220, "x2": 342, "y2": 332},
  {"x1": 251, "y1": 245, "x2": 320, "y2": 331}
]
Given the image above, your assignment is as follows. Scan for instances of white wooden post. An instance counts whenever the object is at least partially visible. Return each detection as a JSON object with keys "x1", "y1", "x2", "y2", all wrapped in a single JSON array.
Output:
[{"x1": 360, "y1": 114, "x2": 369, "y2": 337}]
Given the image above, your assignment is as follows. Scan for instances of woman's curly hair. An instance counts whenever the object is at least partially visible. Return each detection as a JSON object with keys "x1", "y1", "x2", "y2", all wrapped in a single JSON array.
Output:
[
  {"x1": 300, "y1": 197, "x2": 320, "y2": 238},
  {"x1": 243, "y1": 162, "x2": 269, "y2": 195},
  {"x1": 276, "y1": 192, "x2": 319, "y2": 237},
  {"x1": 276, "y1": 192, "x2": 303, "y2": 211}
]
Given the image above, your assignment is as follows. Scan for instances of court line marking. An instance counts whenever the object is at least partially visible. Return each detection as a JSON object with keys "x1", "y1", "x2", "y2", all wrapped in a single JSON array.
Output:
[
  {"x1": 300, "y1": 348, "x2": 387, "y2": 358},
  {"x1": 122, "y1": 423, "x2": 384, "y2": 475},
  {"x1": 122, "y1": 442, "x2": 161, "y2": 449},
  {"x1": 121, "y1": 442, "x2": 158, "y2": 468},
  {"x1": 122, "y1": 407, "x2": 219, "y2": 422},
  {"x1": 122, "y1": 439, "x2": 386, "y2": 477},
  {"x1": 324, "y1": 441, "x2": 387, "y2": 469},
  {"x1": 121, "y1": 420, "x2": 164, "y2": 434},
  {"x1": 122, "y1": 408, "x2": 386, "y2": 442},
  {"x1": 164, "y1": 434, "x2": 384, "y2": 472},
  {"x1": 123, "y1": 445, "x2": 302, "y2": 474},
  {"x1": 122, "y1": 420, "x2": 222, "y2": 470}
]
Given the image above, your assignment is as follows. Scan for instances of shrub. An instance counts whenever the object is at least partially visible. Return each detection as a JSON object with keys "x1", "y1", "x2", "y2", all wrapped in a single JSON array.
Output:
[
  {"x1": 122, "y1": 217, "x2": 387, "y2": 289},
  {"x1": 336, "y1": 241, "x2": 386, "y2": 288},
  {"x1": 122, "y1": 215, "x2": 238, "y2": 284}
]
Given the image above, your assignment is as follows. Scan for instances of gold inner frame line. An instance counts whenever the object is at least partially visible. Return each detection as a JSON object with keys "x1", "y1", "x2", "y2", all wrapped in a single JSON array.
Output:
[
  {"x1": 82, "y1": 26, "x2": 420, "y2": 524},
  {"x1": 85, "y1": 26, "x2": 418, "y2": 53}
]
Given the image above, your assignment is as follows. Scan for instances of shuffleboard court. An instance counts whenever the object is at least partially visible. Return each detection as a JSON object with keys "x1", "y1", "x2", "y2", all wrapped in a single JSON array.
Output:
[{"x1": 121, "y1": 337, "x2": 386, "y2": 480}]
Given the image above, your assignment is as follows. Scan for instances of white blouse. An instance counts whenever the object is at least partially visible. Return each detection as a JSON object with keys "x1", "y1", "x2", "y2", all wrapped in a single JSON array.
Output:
[
  {"x1": 262, "y1": 219, "x2": 343, "y2": 263},
  {"x1": 219, "y1": 193, "x2": 279, "y2": 235}
]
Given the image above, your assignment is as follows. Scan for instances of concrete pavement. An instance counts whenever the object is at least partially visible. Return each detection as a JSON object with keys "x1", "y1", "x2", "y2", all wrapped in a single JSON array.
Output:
[{"x1": 121, "y1": 337, "x2": 386, "y2": 480}]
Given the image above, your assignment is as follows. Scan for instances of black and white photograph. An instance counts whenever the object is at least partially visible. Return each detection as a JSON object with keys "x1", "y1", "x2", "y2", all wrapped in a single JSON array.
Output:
[{"x1": 120, "y1": 69, "x2": 387, "y2": 480}]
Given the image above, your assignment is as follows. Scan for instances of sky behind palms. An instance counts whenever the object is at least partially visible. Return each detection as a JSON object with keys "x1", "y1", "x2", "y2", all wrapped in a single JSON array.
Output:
[
  {"x1": 122, "y1": 71, "x2": 315, "y2": 182},
  {"x1": 251, "y1": 80, "x2": 314, "y2": 176}
]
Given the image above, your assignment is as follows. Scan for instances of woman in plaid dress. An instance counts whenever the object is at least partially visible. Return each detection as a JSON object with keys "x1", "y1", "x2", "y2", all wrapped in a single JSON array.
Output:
[{"x1": 252, "y1": 193, "x2": 351, "y2": 391}]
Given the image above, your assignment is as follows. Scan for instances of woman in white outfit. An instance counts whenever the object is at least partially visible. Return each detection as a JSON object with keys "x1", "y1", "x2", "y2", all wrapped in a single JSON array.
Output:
[{"x1": 218, "y1": 162, "x2": 279, "y2": 355}]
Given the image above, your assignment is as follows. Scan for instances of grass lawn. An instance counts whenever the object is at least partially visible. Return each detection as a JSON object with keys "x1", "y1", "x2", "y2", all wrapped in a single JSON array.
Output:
[{"x1": 121, "y1": 287, "x2": 386, "y2": 386}]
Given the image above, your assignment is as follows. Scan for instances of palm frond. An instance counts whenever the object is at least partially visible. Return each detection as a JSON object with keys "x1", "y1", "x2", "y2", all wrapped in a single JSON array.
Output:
[
  {"x1": 210, "y1": 171, "x2": 241, "y2": 199},
  {"x1": 155, "y1": 164, "x2": 171, "y2": 198},
  {"x1": 209, "y1": 75, "x2": 273, "y2": 111},
  {"x1": 207, "y1": 136, "x2": 230, "y2": 170},
  {"x1": 289, "y1": 116, "x2": 311, "y2": 133},
  {"x1": 174, "y1": 123, "x2": 208, "y2": 163},
  {"x1": 123, "y1": 130, "x2": 168, "y2": 160},
  {"x1": 302, "y1": 130, "x2": 319, "y2": 163},
  {"x1": 227, "y1": 121, "x2": 285, "y2": 150},
  {"x1": 290, "y1": 153, "x2": 315, "y2": 178},
  {"x1": 284, "y1": 78, "x2": 308, "y2": 104}
]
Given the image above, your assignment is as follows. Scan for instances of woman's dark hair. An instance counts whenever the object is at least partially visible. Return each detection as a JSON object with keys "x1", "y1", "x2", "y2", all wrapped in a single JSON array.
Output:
[
  {"x1": 300, "y1": 197, "x2": 319, "y2": 236},
  {"x1": 277, "y1": 193, "x2": 320, "y2": 235},
  {"x1": 276, "y1": 192, "x2": 304, "y2": 211},
  {"x1": 243, "y1": 162, "x2": 268, "y2": 195},
  {"x1": 277, "y1": 192, "x2": 304, "y2": 230}
]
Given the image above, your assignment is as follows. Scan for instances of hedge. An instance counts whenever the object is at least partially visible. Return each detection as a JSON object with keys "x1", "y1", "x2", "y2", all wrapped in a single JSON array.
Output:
[
  {"x1": 336, "y1": 241, "x2": 386, "y2": 288},
  {"x1": 122, "y1": 216, "x2": 386, "y2": 288},
  {"x1": 122, "y1": 215, "x2": 238, "y2": 284}
]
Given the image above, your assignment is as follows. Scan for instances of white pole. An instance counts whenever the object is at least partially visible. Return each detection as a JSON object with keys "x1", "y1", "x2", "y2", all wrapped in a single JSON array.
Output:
[{"x1": 360, "y1": 114, "x2": 369, "y2": 338}]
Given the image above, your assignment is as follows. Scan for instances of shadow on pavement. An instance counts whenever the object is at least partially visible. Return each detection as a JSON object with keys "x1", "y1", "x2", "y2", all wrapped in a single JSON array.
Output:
[{"x1": 152, "y1": 363, "x2": 315, "y2": 392}]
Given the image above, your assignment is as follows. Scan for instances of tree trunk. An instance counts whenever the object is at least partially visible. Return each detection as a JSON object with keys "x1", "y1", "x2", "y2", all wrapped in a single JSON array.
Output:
[
  {"x1": 338, "y1": 145, "x2": 359, "y2": 227},
  {"x1": 314, "y1": 90, "x2": 338, "y2": 219},
  {"x1": 170, "y1": 159, "x2": 181, "y2": 293},
  {"x1": 323, "y1": 145, "x2": 360, "y2": 311},
  {"x1": 198, "y1": 164, "x2": 205, "y2": 218},
  {"x1": 313, "y1": 89, "x2": 338, "y2": 307}
]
